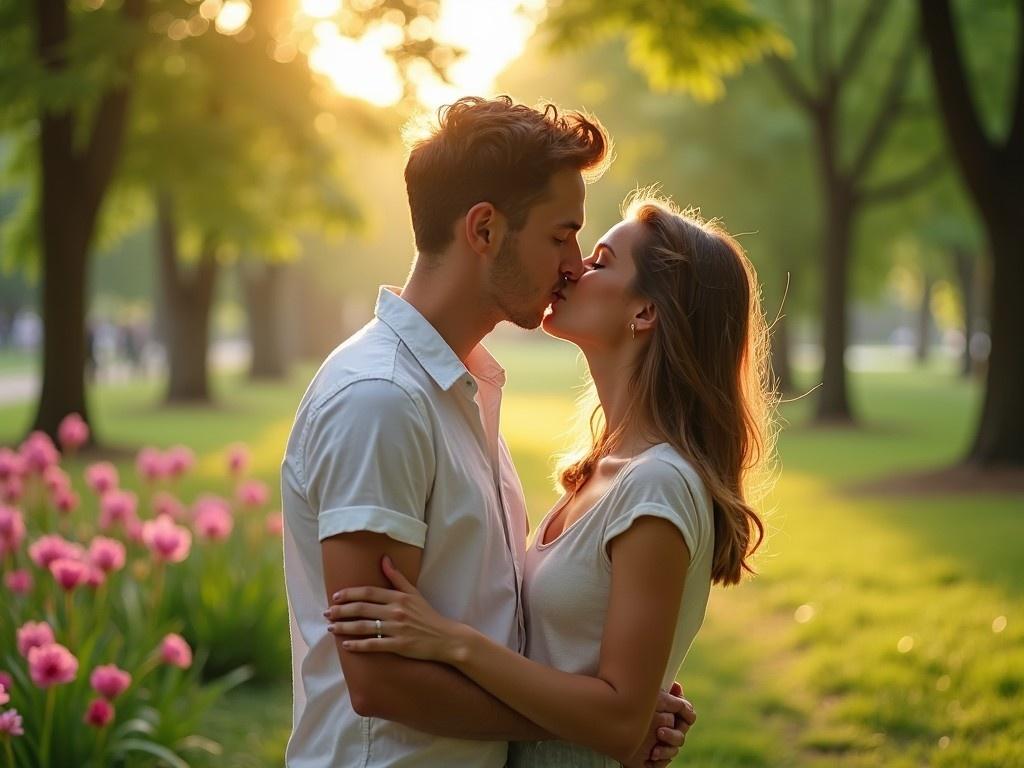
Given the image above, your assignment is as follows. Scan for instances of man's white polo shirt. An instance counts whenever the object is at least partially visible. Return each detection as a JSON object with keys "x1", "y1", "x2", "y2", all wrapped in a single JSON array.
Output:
[{"x1": 281, "y1": 287, "x2": 528, "y2": 767}]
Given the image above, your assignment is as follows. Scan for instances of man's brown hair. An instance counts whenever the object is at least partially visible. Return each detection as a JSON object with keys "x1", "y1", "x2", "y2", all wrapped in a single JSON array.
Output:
[{"x1": 404, "y1": 96, "x2": 611, "y2": 256}]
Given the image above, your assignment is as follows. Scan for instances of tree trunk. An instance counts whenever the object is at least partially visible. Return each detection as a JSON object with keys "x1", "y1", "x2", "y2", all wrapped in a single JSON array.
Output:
[
  {"x1": 156, "y1": 193, "x2": 219, "y2": 403},
  {"x1": 815, "y1": 181, "x2": 856, "y2": 423},
  {"x1": 242, "y1": 261, "x2": 289, "y2": 380},
  {"x1": 29, "y1": 0, "x2": 142, "y2": 444},
  {"x1": 952, "y1": 247, "x2": 975, "y2": 377},
  {"x1": 967, "y1": 215, "x2": 1024, "y2": 466},
  {"x1": 288, "y1": 260, "x2": 344, "y2": 361},
  {"x1": 918, "y1": 0, "x2": 1024, "y2": 465},
  {"x1": 915, "y1": 270, "x2": 934, "y2": 365}
]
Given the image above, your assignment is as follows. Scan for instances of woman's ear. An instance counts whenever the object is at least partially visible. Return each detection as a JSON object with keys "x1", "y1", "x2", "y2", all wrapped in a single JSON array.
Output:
[
  {"x1": 633, "y1": 301, "x2": 657, "y2": 334},
  {"x1": 464, "y1": 202, "x2": 506, "y2": 256}
]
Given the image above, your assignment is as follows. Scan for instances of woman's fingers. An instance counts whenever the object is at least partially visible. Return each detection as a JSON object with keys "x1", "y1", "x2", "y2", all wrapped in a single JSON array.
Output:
[
  {"x1": 332, "y1": 586, "x2": 401, "y2": 604},
  {"x1": 328, "y1": 620, "x2": 389, "y2": 636},
  {"x1": 339, "y1": 638, "x2": 395, "y2": 653},
  {"x1": 656, "y1": 726, "x2": 684, "y2": 748},
  {"x1": 323, "y1": 602, "x2": 392, "y2": 621}
]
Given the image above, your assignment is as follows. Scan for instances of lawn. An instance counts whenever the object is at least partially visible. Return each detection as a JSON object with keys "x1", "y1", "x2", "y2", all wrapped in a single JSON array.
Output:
[{"x1": 1, "y1": 337, "x2": 1020, "y2": 767}]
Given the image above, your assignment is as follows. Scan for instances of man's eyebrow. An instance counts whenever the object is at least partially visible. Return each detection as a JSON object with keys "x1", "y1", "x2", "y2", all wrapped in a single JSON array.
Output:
[{"x1": 556, "y1": 220, "x2": 583, "y2": 232}]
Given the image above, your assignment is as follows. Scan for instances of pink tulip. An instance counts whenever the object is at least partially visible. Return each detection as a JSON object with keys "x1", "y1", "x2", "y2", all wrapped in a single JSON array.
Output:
[
  {"x1": 0, "y1": 672, "x2": 12, "y2": 692},
  {"x1": 165, "y1": 445, "x2": 195, "y2": 478},
  {"x1": 50, "y1": 557, "x2": 89, "y2": 591},
  {"x1": 83, "y1": 697, "x2": 114, "y2": 728},
  {"x1": 152, "y1": 491, "x2": 186, "y2": 521},
  {"x1": 0, "y1": 506, "x2": 26, "y2": 555},
  {"x1": 160, "y1": 633, "x2": 192, "y2": 669},
  {"x1": 57, "y1": 413, "x2": 90, "y2": 452},
  {"x1": 99, "y1": 490, "x2": 138, "y2": 531},
  {"x1": 0, "y1": 683, "x2": 8, "y2": 706},
  {"x1": 20, "y1": 431, "x2": 59, "y2": 474},
  {"x1": 28, "y1": 643, "x2": 78, "y2": 688},
  {"x1": 1, "y1": 476, "x2": 23, "y2": 504},
  {"x1": 141, "y1": 516, "x2": 191, "y2": 563},
  {"x1": 4, "y1": 569, "x2": 32, "y2": 595},
  {"x1": 88, "y1": 536, "x2": 126, "y2": 574},
  {"x1": 135, "y1": 447, "x2": 167, "y2": 483},
  {"x1": 236, "y1": 479, "x2": 269, "y2": 508},
  {"x1": 28, "y1": 534, "x2": 83, "y2": 569},
  {"x1": 194, "y1": 497, "x2": 233, "y2": 541},
  {"x1": 0, "y1": 709, "x2": 23, "y2": 736},
  {"x1": 16, "y1": 621, "x2": 55, "y2": 658},
  {"x1": 42, "y1": 465, "x2": 70, "y2": 494},
  {"x1": 85, "y1": 462, "x2": 119, "y2": 496},
  {"x1": 226, "y1": 443, "x2": 250, "y2": 477},
  {"x1": 53, "y1": 486, "x2": 80, "y2": 515},
  {"x1": 265, "y1": 512, "x2": 283, "y2": 536},
  {"x1": 0, "y1": 448, "x2": 24, "y2": 482},
  {"x1": 90, "y1": 665, "x2": 131, "y2": 700}
]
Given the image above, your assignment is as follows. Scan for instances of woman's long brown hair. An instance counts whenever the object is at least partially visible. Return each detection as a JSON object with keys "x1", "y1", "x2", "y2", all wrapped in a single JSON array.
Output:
[{"x1": 558, "y1": 194, "x2": 777, "y2": 585}]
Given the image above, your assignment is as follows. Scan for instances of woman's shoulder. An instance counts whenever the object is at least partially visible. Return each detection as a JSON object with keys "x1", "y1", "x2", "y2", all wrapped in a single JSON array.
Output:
[
  {"x1": 623, "y1": 444, "x2": 706, "y2": 497},
  {"x1": 601, "y1": 443, "x2": 714, "y2": 559}
]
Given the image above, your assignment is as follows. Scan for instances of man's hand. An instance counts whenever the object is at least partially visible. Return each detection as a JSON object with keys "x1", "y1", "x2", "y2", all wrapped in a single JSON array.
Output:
[{"x1": 622, "y1": 682, "x2": 696, "y2": 768}]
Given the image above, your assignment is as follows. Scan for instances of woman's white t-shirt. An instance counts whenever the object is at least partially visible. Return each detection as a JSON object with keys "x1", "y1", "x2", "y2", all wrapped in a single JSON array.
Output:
[{"x1": 510, "y1": 443, "x2": 714, "y2": 767}]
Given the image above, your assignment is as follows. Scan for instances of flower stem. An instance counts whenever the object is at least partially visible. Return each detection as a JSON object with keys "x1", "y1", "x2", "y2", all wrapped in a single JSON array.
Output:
[
  {"x1": 4, "y1": 738, "x2": 14, "y2": 768},
  {"x1": 40, "y1": 686, "x2": 55, "y2": 768},
  {"x1": 65, "y1": 591, "x2": 75, "y2": 647}
]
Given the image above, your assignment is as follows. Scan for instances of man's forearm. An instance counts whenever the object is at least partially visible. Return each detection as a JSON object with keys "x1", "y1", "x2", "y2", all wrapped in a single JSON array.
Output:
[{"x1": 350, "y1": 652, "x2": 550, "y2": 741}]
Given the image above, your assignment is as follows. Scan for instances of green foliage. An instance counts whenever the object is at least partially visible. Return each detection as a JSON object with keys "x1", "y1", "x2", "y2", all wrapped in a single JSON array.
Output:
[{"x1": 546, "y1": 0, "x2": 791, "y2": 101}]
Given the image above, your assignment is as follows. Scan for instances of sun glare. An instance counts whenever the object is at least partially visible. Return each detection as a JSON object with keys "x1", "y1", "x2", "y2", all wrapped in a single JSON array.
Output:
[{"x1": 302, "y1": 0, "x2": 545, "y2": 109}]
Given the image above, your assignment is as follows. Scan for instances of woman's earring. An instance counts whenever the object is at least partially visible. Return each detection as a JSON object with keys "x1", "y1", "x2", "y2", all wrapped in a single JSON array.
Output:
[{"x1": 630, "y1": 322, "x2": 636, "y2": 340}]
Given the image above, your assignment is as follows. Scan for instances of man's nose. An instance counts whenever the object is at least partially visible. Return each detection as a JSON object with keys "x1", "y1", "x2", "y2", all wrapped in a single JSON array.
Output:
[{"x1": 561, "y1": 242, "x2": 584, "y2": 281}]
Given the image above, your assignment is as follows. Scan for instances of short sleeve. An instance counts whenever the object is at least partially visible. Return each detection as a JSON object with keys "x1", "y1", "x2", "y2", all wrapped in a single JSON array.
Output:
[
  {"x1": 302, "y1": 379, "x2": 434, "y2": 547},
  {"x1": 601, "y1": 457, "x2": 707, "y2": 566}
]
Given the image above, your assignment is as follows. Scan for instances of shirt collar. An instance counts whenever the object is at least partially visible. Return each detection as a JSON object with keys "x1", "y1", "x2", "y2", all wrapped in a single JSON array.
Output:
[{"x1": 374, "y1": 286, "x2": 506, "y2": 392}]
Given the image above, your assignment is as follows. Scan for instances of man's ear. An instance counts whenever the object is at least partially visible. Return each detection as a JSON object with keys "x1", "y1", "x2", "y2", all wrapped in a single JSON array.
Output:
[
  {"x1": 633, "y1": 301, "x2": 657, "y2": 334},
  {"x1": 464, "y1": 202, "x2": 506, "y2": 256}
]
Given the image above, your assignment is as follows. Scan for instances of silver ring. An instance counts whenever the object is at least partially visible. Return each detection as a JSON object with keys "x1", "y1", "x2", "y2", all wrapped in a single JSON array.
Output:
[{"x1": 375, "y1": 619, "x2": 382, "y2": 639}]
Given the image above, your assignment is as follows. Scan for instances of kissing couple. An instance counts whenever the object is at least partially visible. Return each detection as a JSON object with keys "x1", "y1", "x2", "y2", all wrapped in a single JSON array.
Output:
[{"x1": 281, "y1": 95, "x2": 774, "y2": 767}]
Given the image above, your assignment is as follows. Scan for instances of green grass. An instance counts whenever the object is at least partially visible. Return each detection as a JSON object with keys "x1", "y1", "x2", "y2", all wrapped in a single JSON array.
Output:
[{"x1": 2, "y1": 339, "x2": 1020, "y2": 767}]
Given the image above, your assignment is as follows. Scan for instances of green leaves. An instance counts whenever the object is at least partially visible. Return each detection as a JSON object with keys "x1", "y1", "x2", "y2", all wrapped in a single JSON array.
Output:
[{"x1": 546, "y1": 0, "x2": 791, "y2": 100}]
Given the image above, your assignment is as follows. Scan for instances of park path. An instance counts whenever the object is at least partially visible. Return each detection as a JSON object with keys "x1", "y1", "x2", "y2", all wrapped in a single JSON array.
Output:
[{"x1": 0, "y1": 340, "x2": 249, "y2": 407}]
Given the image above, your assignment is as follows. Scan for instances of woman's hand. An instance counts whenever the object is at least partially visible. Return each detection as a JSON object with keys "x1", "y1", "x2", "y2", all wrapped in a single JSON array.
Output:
[{"x1": 325, "y1": 555, "x2": 467, "y2": 664}]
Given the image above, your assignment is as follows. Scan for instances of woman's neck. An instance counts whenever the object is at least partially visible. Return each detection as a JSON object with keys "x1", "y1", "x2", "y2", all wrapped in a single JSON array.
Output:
[{"x1": 583, "y1": 345, "x2": 658, "y2": 459}]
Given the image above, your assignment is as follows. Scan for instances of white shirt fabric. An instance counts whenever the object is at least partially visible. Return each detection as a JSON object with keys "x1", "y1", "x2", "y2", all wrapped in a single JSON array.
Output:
[
  {"x1": 509, "y1": 444, "x2": 714, "y2": 768},
  {"x1": 281, "y1": 286, "x2": 528, "y2": 768}
]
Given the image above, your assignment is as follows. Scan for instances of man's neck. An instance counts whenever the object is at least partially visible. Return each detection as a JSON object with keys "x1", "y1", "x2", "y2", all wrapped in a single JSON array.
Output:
[{"x1": 400, "y1": 258, "x2": 501, "y2": 362}]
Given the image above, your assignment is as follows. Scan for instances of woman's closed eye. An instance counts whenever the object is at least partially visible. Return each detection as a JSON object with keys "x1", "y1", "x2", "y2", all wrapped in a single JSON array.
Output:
[{"x1": 586, "y1": 260, "x2": 606, "y2": 270}]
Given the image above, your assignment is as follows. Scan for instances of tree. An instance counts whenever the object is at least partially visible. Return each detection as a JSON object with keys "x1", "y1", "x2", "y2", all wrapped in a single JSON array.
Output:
[
  {"x1": 760, "y1": 0, "x2": 947, "y2": 423},
  {"x1": 918, "y1": 0, "x2": 1024, "y2": 466},
  {"x1": 0, "y1": 0, "x2": 146, "y2": 443}
]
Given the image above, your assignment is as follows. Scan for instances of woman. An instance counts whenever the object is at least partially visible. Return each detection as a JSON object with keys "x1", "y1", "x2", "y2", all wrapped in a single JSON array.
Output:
[{"x1": 325, "y1": 194, "x2": 776, "y2": 766}]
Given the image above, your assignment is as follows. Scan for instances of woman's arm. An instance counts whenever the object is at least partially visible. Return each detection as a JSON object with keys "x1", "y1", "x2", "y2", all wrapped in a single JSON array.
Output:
[{"x1": 330, "y1": 516, "x2": 690, "y2": 763}]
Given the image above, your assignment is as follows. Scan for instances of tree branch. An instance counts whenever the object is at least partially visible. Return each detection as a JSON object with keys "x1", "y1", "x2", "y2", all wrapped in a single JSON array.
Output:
[
  {"x1": 836, "y1": 0, "x2": 890, "y2": 84},
  {"x1": 811, "y1": 0, "x2": 833, "y2": 81},
  {"x1": 766, "y1": 55, "x2": 816, "y2": 111},
  {"x1": 858, "y1": 153, "x2": 947, "y2": 205},
  {"x1": 917, "y1": 0, "x2": 998, "y2": 207},
  {"x1": 80, "y1": 0, "x2": 145, "y2": 207},
  {"x1": 848, "y1": 28, "x2": 919, "y2": 185}
]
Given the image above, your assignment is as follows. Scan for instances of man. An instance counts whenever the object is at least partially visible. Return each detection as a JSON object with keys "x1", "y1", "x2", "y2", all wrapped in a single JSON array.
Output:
[{"x1": 281, "y1": 96, "x2": 694, "y2": 767}]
